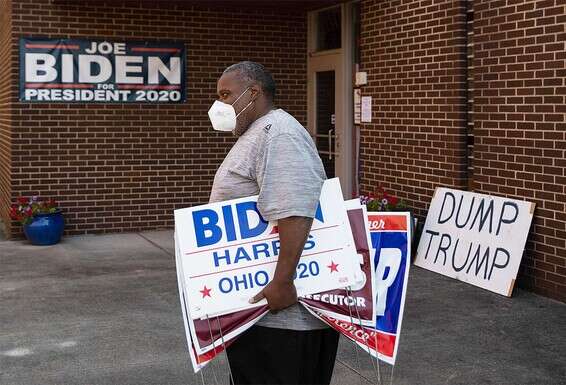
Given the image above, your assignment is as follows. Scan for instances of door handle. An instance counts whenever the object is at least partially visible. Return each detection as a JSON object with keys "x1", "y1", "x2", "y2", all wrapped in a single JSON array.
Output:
[{"x1": 328, "y1": 129, "x2": 333, "y2": 160}]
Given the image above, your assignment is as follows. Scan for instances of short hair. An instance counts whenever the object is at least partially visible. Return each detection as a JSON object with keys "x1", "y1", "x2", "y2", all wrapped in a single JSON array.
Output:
[{"x1": 223, "y1": 61, "x2": 276, "y2": 102}]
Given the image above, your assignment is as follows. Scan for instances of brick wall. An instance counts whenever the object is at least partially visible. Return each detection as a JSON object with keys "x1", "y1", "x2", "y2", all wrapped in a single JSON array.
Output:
[
  {"x1": 473, "y1": 0, "x2": 566, "y2": 302},
  {"x1": 7, "y1": 0, "x2": 307, "y2": 237},
  {"x1": 4, "y1": 0, "x2": 564, "y2": 302},
  {"x1": 0, "y1": 0, "x2": 12, "y2": 237},
  {"x1": 358, "y1": 0, "x2": 469, "y2": 218}
]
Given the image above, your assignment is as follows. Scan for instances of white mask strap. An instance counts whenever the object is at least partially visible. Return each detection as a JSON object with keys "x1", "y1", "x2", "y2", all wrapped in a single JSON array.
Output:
[
  {"x1": 232, "y1": 87, "x2": 251, "y2": 106},
  {"x1": 232, "y1": 87, "x2": 255, "y2": 118},
  {"x1": 235, "y1": 99, "x2": 254, "y2": 118}
]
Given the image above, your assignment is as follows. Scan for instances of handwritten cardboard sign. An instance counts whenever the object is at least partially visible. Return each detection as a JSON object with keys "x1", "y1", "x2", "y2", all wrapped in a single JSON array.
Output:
[{"x1": 415, "y1": 188, "x2": 535, "y2": 296}]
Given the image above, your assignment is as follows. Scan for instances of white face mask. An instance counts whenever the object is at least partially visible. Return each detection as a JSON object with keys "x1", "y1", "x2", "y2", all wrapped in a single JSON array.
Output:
[{"x1": 208, "y1": 88, "x2": 254, "y2": 132}]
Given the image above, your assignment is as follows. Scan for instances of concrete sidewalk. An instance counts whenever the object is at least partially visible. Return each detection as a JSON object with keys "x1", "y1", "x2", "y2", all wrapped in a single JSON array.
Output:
[{"x1": 0, "y1": 230, "x2": 564, "y2": 385}]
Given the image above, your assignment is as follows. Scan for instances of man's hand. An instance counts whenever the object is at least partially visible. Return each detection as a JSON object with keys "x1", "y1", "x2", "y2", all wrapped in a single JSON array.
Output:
[
  {"x1": 248, "y1": 216, "x2": 313, "y2": 313},
  {"x1": 249, "y1": 279, "x2": 297, "y2": 312}
]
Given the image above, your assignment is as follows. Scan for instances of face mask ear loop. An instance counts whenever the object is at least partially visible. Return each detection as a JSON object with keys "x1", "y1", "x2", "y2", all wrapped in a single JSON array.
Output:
[
  {"x1": 231, "y1": 87, "x2": 251, "y2": 106},
  {"x1": 235, "y1": 99, "x2": 255, "y2": 119}
]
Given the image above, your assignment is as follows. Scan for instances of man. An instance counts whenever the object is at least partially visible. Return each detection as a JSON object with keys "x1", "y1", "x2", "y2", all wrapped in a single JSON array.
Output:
[{"x1": 207, "y1": 61, "x2": 339, "y2": 385}]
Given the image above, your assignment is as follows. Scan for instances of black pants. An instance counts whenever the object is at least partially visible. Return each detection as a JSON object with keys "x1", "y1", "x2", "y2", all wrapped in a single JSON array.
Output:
[{"x1": 227, "y1": 325, "x2": 339, "y2": 385}]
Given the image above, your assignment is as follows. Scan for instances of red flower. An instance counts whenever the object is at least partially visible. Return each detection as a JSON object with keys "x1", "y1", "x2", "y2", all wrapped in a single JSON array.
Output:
[
  {"x1": 9, "y1": 195, "x2": 60, "y2": 226},
  {"x1": 9, "y1": 207, "x2": 19, "y2": 219},
  {"x1": 389, "y1": 196, "x2": 398, "y2": 206}
]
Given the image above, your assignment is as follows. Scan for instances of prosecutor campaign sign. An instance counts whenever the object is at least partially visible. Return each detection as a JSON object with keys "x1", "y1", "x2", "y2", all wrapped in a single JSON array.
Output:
[
  {"x1": 20, "y1": 38, "x2": 185, "y2": 103},
  {"x1": 301, "y1": 200, "x2": 376, "y2": 326},
  {"x1": 415, "y1": 188, "x2": 535, "y2": 296},
  {"x1": 303, "y1": 212, "x2": 411, "y2": 365},
  {"x1": 369, "y1": 212, "x2": 410, "y2": 364},
  {"x1": 175, "y1": 178, "x2": 359, "y2": 319}
]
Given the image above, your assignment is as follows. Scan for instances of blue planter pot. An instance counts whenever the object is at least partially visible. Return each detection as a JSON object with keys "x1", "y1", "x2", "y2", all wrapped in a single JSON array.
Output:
[{"x1": 23, "y1": 210, "x2": 64, "y2": 245}]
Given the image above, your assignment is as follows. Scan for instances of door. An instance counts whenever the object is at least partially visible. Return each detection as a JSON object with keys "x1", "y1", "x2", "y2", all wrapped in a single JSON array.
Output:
[
  {"x1": 307, "y1": 4, "x2": 354, "y2": 198},
  {"x1": 308, "y1": 54, "x2": 342, "y2": 181}
]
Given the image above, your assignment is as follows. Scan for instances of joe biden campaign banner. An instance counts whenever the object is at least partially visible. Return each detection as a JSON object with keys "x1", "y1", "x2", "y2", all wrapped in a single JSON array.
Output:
[{"x1": 20, "y1": 38, "x2": 185, "y2": 103}]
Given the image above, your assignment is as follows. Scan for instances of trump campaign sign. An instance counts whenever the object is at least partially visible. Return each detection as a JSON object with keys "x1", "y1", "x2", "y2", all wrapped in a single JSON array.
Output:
[
  {"x1": 415, "y1": 188, "x2": 534, "y2": 296},
  {"x1": 175, "y1": 178, "x2": 359, "y2": 319},
  {"x1": 20, "y1": 38, "x2": 185, "y2": 103}
]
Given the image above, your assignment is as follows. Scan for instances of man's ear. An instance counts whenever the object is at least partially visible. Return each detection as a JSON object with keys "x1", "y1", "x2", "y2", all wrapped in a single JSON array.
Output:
[{"x1": 250, "y1": 85, "x2": 261, "y2": 99}]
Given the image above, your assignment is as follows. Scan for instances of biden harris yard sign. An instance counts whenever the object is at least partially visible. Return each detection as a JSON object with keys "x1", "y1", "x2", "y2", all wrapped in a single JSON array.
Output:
[
  {"x1": 174, "y1": 178, "x2": 358, "y2": 319},
  {"x1": 415, "y1": 188, "x2": 535, "y2": 296},
  {"x1": 20, "y1": 38, "x2": 185, "y2": 103},
  {"x1": 175, "y1": 232, "x2": 268, "y2": 372}
]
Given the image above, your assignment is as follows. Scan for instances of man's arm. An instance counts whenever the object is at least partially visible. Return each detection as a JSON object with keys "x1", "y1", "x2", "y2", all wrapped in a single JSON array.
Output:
[{"x1": 249, "y1": 216, "x2": 313, "y2": 312}]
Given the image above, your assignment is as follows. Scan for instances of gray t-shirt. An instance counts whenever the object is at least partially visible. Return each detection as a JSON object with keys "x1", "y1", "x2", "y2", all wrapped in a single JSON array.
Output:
[{"x1": 209, "y1": 108, "x2": 328, "y2": 330}]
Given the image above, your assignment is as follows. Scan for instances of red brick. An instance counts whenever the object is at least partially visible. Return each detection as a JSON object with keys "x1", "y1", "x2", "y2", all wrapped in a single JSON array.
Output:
[
  {"x1": 3, "y1": 0, "x2": 308, "y2": 239},
  {"x1": 2, "y1": 0, "x2": 564, "y2": 303},
  {"x1": 359, "y1": 0, "x2": 468, "y2": 219},
  {"x1": 472, "y1": 0, "x2": 566, "y2": 301}
]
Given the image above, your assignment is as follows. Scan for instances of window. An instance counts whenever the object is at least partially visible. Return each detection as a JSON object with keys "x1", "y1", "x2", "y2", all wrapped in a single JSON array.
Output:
[{"x1": 316, "y1": 7, "x2": 341, "y2": 51}]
